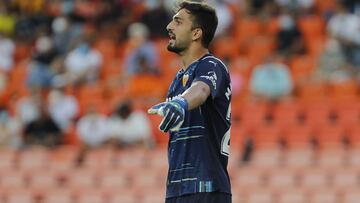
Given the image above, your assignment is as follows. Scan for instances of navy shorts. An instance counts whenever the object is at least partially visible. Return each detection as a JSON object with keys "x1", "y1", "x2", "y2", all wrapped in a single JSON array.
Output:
[{"x1": 165, "y1": 192, "x2": 231, "y2": 203}]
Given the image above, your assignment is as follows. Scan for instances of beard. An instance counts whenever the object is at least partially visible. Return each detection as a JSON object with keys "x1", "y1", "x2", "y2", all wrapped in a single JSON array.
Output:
[{"x1": 167, "y1": 40, "x2": 187, "y2": 54}]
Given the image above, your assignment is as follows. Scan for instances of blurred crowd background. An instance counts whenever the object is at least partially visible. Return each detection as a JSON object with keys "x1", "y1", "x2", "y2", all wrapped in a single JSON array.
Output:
[{"x1": 0, "y1": 0, "x2": 360, "y2": 202}]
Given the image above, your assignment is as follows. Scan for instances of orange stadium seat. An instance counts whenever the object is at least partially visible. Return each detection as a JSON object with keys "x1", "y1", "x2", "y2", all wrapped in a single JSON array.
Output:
[
  {"x1": 65, "y1": 168, "x2": 97, "y2": 190},
  {"x1": 283, "y1": 124, "x2": 313, "y2": 149},
  {"x1": 14, "y1": 43, "x2": 32, "y2": 63},
  {"x1": 232, "y1": 167, "x2": 265, "y2": 191},
  {"x1": 246, "y1": 189, "x2": 274, "y2": 203},
  {"x1": 330, "y1": 168, "x2": 359, "y2": 190},
  {"x1": 343, "y1": 189, "x2": 360, "y2": 203},
  {"x1": 315, "y1": 0, "x2": 337, "y2": 14},
  {"x1": 94, "y1": 38, "x2": 117, "y2": 62},
  {"x1": 348, "y1": 149, "x2": 360, "y2": 167},
  {"x1": 314, "y1": 124, "x2": 345, "y2": 149},
  {"x1": 283, "y1": 148, "x2": 314, "y2": 169},
  {"x1": 247, "y1": 36, "x2": 275, "y2": 66},
  {"x1": 48, "y1": 145, "x2": 79, "y2": 171},
  {"x1": 131, "y1": 171, "x2": 162, "y2": 189},
  {"x1": 141, "y1": 189, "x2": 165, "y2": 203},
  {"x1": 98, "y1": 170, "x2": 129, "y2": 192},
  {"x1": 315, "y1": 148, "x2": 346, "y2": 169},
  {"x1": 234, "y1": 17, "x2": 262, "y2": 48},
  {"x1": 18, "y1": 147, "x2": 49, "y2": 171},
  {"x1": 28, "y1": 171, "x2": 61, "y2": 192},
  {"x1": 0, "y1": 170, "x2": 27, "y2": 190},
  {"x1": 75, "y1": 189, "x2": 104, "y2": 203},
  {"x1": 252, "y1": 125, "x2": 282, "y2": 149},
  {"x1": 108, "y1": 191, "x2": 138, "y2": 203},
  {"x1": 5, "y1": 189, "x2": 35, "y2": 203},
  {"x1": 265, "y1": 17, "x2": 280, "y2": 36},
  {"x1": 329, "y1": 80, "x2": 359, "y2": 101},
  {"x1": 82, "y1": 147, "x2": 115, "y2": 170},
  {"x1": 299, "y1": 169, "x2": 329, "y2": 189},
  {"x1": 298, "y1": 15, "x2": 325, "y2": 41},
  {"x1": 237, "y1": 101, "x2": 269, "y2": 132},
  {"x1": 126, "y1": 74, "x2": 167, "y2": 99},
  {"x1": 308, "y1": 189, "x2": 339, "y2": 203},
  {"x1": 290, "y1": 55, "x2": 316, "y2": 83},
  {"x1": 347, "y1": 126, "x2": 360, "y2": 148},
  {"x1": 101, "y1": 59, "x2": 122, "y2": 82},
  {"x1": 271, "y1": 100, "x2": 301, "y2": 128},
  {"x1": 0, "y1": 148, "x2": 17, "y2": 170},
  {"x1": 251, "y1": 148, "x2": 282, "y2": 169},
  {"x1": 278, "y1": 189, "x2": 307, "y2": 203},
  {"x1": 336, "y1": 107, "x2": 360, "y2": 132},
  {"x1": 115, "y1": 148, "x2": 147, "y2": 170},
  {"x1": 266, "y1": 169, "x2": 297, "y2": 190},
  {"x1": 211, "y1": 36, "x2": 239, "y2": 60},
  {"x1": 42, "y1": 189, "x2": 73, "y2": 203},
  {"x1": 302, "y1": 100, "x2": 333, "y2": 129}
]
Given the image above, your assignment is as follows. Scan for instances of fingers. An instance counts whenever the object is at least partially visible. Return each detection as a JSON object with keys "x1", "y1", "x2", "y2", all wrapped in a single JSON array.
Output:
[
  {"x1": 147, "y1": 103, "x2": 165, "y2": 115},
  {"x1": 160, "y1": 111, "x2": 178, "y2": 133}
]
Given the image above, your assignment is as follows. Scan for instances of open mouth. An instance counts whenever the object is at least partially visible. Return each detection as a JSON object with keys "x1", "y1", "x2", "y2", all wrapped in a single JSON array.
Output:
[{"x1": 169, "y1": 32, "x2": 176, "y2": 40}]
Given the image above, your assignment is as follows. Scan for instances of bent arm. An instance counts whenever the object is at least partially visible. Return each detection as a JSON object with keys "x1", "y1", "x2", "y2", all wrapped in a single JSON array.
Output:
[{"x1": 181, "y1": 81, "x2": 211, "y2": 110}]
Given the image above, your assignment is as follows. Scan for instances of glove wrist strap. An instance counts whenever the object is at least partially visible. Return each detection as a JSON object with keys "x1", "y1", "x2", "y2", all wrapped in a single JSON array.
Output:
[{"x1": 173, "y1": 96, "x2": 188, "y2": 111}]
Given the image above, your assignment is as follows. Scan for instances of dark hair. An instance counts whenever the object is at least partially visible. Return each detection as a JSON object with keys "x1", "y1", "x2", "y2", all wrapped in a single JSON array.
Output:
[{"x1": 177, "y1": 1, "x2": 218, "y2": 48}]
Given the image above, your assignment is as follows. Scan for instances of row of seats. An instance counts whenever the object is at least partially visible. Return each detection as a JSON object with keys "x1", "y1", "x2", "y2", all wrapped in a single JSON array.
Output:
[
  {"x1": 1, "y1": 146, "x2": 360, "y2": 170},
  {"x1": 1, "y1": 187, "x2": 359, "y2": 203}
]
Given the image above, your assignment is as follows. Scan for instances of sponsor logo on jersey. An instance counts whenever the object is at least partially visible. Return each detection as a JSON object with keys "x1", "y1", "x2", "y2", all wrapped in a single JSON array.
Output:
[
  {"x1": 182, "y1": 73, "x2": 189, "y2": 87},
  {"x1": 200, "y1": 71, "x2": 217, "y2": 90}
]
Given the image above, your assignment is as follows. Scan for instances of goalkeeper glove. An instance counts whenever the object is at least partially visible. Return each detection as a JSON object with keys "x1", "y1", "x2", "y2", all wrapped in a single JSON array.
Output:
[{"x1": 148, "y1": 97, "x2": 188, "y2": 133}]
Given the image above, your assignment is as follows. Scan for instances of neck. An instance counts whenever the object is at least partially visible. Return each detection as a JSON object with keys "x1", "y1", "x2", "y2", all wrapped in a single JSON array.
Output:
[{"x1": 179, "y1": 45, "x2": 209, "y2": 69}]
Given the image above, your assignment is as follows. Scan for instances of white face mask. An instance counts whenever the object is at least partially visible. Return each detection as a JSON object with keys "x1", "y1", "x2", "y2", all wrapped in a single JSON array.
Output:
[{"x1": 279, "y1": 15, "x2": 295, "y2": 30}]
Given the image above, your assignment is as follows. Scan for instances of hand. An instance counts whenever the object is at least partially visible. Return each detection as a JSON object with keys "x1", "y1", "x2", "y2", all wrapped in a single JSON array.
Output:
[{"x1": 148, "y1": 97, "x2": 188, "y2": 133}]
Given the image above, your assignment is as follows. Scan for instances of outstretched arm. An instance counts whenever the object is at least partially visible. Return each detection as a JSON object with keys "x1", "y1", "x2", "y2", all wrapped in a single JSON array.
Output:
[{"x1": 148, "y1": 81, "x2": 210, "y2": 132}]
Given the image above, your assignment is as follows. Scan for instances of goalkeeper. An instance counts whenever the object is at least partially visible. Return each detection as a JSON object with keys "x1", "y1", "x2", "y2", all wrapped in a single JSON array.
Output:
[{"x1": 148, "y1": 1, "x2": 232, "y2": 203}]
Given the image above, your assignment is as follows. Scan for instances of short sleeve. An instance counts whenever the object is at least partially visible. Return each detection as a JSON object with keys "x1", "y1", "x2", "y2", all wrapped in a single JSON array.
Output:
[{"x1": 193, "y1": 59, "x2": 225, "y2": 99}]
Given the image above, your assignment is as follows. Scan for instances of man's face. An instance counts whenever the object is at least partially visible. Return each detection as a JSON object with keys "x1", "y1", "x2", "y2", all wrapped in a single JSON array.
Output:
[{"x1": 166, "y1": 9, "x2": 194, "y2": 54}]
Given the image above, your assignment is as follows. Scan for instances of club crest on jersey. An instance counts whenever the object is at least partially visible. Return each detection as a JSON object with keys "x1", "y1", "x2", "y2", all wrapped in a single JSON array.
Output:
[{"x1": 182, "y1": 73, "x2": 189, "y2": 87}]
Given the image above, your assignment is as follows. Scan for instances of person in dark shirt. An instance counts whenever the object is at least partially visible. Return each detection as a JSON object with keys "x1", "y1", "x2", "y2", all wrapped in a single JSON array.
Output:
[
  {"x1": 24, "y1": 105, "x2": 62, "y2": 147},
  {"x1": 148, "y1": 1, "x2": 232, "y2": 203}
]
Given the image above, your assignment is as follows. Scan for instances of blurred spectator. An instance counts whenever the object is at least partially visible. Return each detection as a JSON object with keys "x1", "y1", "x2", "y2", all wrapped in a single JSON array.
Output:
[
  {"x1": 312, "y1": 38, "x2": 352, "y2": 83},
  {"x1": 275, "y1": 0, "x2": 314, "y2": 13},
  {"x1": 213, "y1": 0, "x2": 233, "y2": 37},
  {"x1": 47, "y1": 86, "x2": 78, "y2": 132},
  {"x1": 123, "y1": 22, "x2": 159, "y2": 76},
  {"x1": 327, "y1": 2, "x2": 360, "y2": 68},
  {"x1": 276, "y1": 10, "x2": 305, "y2": 57},
  {"x1": 0, "y1": 4, "x2": 16, "y2": 36},
  {"x1": 76, "y1": 106, "x2": 110, "y2": 148},
  {"x1": 24, "y1": 104, "x2": 62, "y2": 147},
  {"x1": 64, "y1": 36, "x2": 103, "y2": 85},
  {"x1": 15, "y1": 87, "x2": 42, "y2": 125},
  {"x1": 107, "y1": 100, "x2": 154, "y2": 149},
  {"x1": 249, "y1": 54, "x2": 293, "y2": 101},
  {"x1": 0, "y1": 33, "x2": 15, "y2": 72},
  {"x1": 141, "y1": 0, "x2": 172, "y2": 39},
  {"x1": 52, "y1": 16, "x2": 83, "y2": 56},
  {"x1": 0, "y1": 105, "x2": 22, "y2": 148},
  {"x1": 27, "y1": 35, "x2": 57, "y2": 88}
]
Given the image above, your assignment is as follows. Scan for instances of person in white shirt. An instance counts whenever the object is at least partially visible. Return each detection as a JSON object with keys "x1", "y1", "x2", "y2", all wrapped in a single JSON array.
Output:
[
  {"x1": 0, "y1": 33, "x2": 15, "y2": 72},
  {"x1": 107, "y1": 100, "x2": 154, "y2": 148},
  {"x1": 76, "y1": 106, "x2": 110, "y2": 148},
  {"x1": 47, "y1": 86, "x2": 79, "y2": 132},
  {"x1": 64, "y1": 37, "x2": 102, "y2": 85}
]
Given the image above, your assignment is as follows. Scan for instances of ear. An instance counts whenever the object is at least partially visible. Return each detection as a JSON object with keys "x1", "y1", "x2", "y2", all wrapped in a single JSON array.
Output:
[{"x1": 192, "y1": 28, "x2": 202, "y2": 41}]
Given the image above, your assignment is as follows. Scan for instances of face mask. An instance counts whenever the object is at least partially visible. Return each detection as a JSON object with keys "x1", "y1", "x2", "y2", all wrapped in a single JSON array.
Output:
[{"x1": 77, "y1": 43, "x2": 90, "y2": 54}]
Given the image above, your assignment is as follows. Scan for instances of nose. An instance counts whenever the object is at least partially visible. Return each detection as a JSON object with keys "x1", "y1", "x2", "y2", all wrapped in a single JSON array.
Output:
[{"x1": 166, "y1": 21, "x2": 173, "y2": 32}]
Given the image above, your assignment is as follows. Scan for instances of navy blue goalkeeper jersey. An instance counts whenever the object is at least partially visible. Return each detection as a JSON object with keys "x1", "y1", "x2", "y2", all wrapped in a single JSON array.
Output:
[{"x1": 165, "y1": 53, "x2": 232, "y2": 198}]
